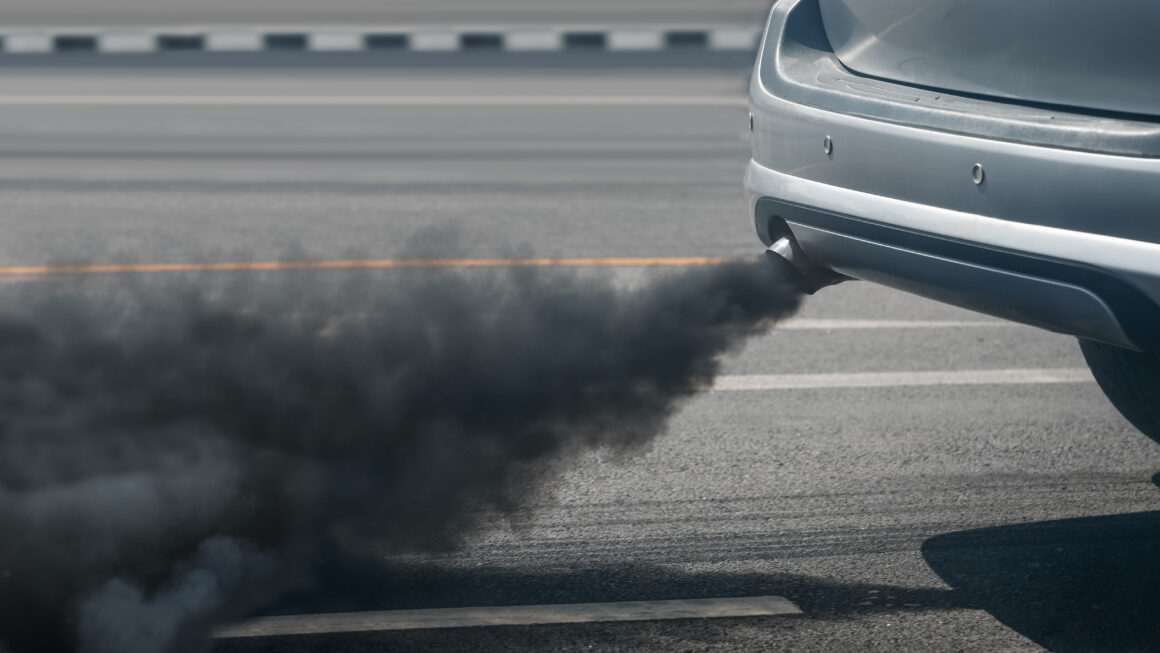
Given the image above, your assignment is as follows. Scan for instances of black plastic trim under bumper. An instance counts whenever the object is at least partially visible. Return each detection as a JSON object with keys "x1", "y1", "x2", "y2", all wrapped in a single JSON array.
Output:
[{"x1": 756, "y1": 197, "x2": 1160, "y2": 353}]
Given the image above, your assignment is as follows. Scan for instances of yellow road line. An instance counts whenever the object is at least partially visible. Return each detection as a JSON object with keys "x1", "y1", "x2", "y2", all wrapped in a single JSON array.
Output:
[{"x1": 0, "y1": 256, "x2": 726, "y2": 276}]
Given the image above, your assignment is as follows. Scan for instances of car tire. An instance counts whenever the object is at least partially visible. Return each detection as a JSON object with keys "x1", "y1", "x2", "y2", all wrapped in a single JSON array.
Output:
[{"x1": 1079, "y1": 338, "x2": 1160, "y2": 443}]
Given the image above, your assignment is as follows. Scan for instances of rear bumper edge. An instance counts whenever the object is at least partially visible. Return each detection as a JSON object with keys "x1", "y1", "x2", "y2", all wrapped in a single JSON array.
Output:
[{"x1": 746, "y1": 163, "x2": 1160, "y2": 352}]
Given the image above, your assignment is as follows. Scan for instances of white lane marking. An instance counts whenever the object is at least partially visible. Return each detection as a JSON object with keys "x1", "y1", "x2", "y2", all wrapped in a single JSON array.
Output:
[
  {"x1": 205, "y1": 32, "x2": 262, "y2": 52},
  {"x1": 410, "y1": 31, "x2": 461, "y2": 52},
  {"x1": 3, "y1": 34, "x2": 52, "y2": 54},
  {"x1": 779, "y1": 319, "x2": 1016, "y2": 330},
  {"x1": 215, "y1": 596, "x2": 802, "y2": 638},
  {"x1": 506, "y1": 31, "x2": 564, "y2": 51},
  {"x1": 713, "y1": 368, "x2": 1092, "y2": 391},
  {"x1": 0, "y1": 95, "x2": 747, "y2": 107},
  {"x1": 609, "y1": 30, "x2": 665, "y2": 51},
  {"x1": 308, "y1": 32, "x2": 363, "y2": 52},
  {"x1": 98, "y1": 33, "x2": 154, "y2": 53},
  {"x1": 709, "y1": 27, "x2": 761, "y2": 50}
]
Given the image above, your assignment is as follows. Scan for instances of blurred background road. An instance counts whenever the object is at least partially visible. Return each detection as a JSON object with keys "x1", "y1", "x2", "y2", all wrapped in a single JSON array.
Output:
[
  {"x1": 0, "y1": 60, "x2": 1158, "y2": 651},
  {"x1": 0, "y1": 0, "x2": 771, "y2": 27}
]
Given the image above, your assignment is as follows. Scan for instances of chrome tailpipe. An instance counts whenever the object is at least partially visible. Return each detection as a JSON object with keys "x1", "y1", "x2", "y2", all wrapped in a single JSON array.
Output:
[{"x1": 765, "y1": 235, "x2": 847, "y2": 294}]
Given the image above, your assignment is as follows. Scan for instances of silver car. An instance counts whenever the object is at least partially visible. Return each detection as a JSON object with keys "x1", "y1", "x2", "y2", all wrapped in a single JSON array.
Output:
[{"x1": 747, "y1": 0, "x2": 1160, "y2": 441}]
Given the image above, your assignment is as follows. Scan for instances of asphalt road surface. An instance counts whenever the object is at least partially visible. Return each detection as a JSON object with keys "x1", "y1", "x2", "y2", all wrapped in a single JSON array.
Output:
[
  {"x1": 0, "y1": 0, "x2": 772, "y2": 27},
  {"x1": 2, "y1": 61, "x2": 1159, "y2": 652}
]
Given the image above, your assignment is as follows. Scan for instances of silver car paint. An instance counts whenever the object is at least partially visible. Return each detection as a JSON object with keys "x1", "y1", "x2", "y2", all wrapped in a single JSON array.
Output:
[
  {"x1": 749, "y1": 85, "x2": 1160, "y2": 245},
  {"x1": 746, "y1": 163, "x2": 1146, "y2": 347},
  {"x1": 746, "y1": 0, "x2": 1160, "y2": 348},
  {"x1": 818, "y1": 0, "x2": 1160, "y2": 117}
]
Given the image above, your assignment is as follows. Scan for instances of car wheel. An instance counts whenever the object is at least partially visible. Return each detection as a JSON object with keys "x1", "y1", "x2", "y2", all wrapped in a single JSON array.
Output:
[{"x1": 1079, "y1": 338, "x2": 1160, "y2": 443}]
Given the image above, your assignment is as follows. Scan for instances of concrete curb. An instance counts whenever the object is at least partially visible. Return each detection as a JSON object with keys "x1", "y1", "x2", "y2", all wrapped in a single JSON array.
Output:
[{"x1": 0, "y1": 25, "x2": 761, "y2": 55}]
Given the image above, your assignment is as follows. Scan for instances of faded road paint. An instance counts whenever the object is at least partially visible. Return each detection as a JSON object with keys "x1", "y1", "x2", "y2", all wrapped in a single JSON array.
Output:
[
  {"x1": 0, "y1": 256, "x2": 726, "y2": 276},
  {"x1": 0, "y1": 95, "x2": 748, "y2": 107},
  {"x1": 713, "y1": 368, "x2": 1093, "y2": 391},
  {"x1": 215, "y1": 596, "x2": 802, "y2": 638}
]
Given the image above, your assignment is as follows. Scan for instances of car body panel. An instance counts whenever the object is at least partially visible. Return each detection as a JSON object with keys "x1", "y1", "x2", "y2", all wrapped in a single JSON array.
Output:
[
  {"x1": 746, "y1": 0, "x2": 1160, "y2": 352},
  {"x1": 758, "y1": 0, "x2": 1160, "y2": 158},
  {"x1": 746, "y1": 164, "x2": 1160, "y2": 350},
  {"x1": 818, "y1": 0, "x2": 1160, "y2": 118}
]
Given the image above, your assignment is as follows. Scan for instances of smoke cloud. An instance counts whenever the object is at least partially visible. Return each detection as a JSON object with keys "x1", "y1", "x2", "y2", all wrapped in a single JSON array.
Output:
[{"x1": 0, "y1": 255, "x2": 802, "y2": 653}]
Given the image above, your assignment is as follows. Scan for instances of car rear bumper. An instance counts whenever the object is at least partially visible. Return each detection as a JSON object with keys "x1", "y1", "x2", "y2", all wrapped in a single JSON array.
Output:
[{"x1": 746, "y1": 0, "x2": 1160, "y2": 352}]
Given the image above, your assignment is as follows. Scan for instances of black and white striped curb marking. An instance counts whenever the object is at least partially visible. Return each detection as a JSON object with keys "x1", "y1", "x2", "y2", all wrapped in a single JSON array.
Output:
[{"x1": 0, "y1": 26, "x2": 761, "y2": 54}]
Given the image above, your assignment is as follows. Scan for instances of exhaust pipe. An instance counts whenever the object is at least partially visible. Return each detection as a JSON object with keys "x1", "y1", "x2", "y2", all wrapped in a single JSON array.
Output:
[{"x1": 765, "y1": 235, "x2": 846, "y2": 295}]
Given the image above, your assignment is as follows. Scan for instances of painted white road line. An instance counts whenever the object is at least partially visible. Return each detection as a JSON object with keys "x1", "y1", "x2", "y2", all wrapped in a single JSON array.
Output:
[
  {"x1": 308, "y1": 32, "x2": 363, "y2": 52},
  {"x1": 205, "y1": 32, "x2": 262, "y2": 52},
  {"x1": 506, "y1": 30, "x2": 564, "y2": 51},
  {"x1": 779, "y1": 319, "x2": 1016, "y2": 330},
  {"x1": 0, "y1": 95, "x2": 748, "y2": 107},
  {"x1": 98, "y1": 33, "x2": 154, "y2": 53},
  {"x1": 3, "y1": 34, "x2": 52, "y2": 53},
  {"x1": 215, "y1": 596, "x2": 802, "y2": 638},
  {"x1": 410, "y1": 31, "x2": 460, "y2": 52},
  {"x1": 712, "y1": 368, "x2": 1093, "y2": 391},
  {"x1": 709, "y1": 27, "x2": 761, "y2": 50},
  {"x1": 608, "y1": 30, "x2": 665, "y2": 51}
]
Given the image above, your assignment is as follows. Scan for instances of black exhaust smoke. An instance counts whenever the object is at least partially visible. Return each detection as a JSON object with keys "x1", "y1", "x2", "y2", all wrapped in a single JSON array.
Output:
[{"x1": 0, "y1": 254, "x2": 803, "y2": 653}]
